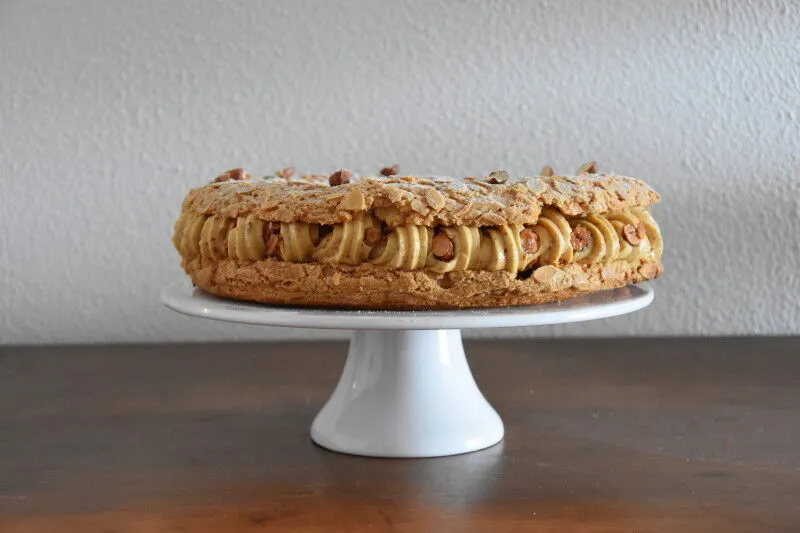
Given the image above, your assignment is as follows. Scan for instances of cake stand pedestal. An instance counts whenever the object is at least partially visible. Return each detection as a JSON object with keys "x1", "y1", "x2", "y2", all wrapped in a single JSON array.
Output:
[{"x1": 162, "y1": 283, "x2": 653, "y2": 458}]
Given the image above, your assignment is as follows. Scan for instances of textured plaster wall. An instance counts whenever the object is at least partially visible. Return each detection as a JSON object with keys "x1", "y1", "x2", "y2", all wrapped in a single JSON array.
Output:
[{"x1": 0, "y1": 0, "x2": 798, "y2": 345}]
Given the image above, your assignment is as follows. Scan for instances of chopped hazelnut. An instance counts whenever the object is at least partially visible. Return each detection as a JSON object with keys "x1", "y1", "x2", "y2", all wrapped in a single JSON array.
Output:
[
  {"x1": 578, "y1": 161, "x2": 599, "y2": 174},
  {"x1": 520, "y1": 228, "x2": 540, "y2": 254},
  {"x1": 328, "y1": 169, "x2": 353, "y2": 186},
  {"x1": 276, "y1": 167, "x2": 295, "y2": 178},
  {"x1": 540, "y1": 165, "x2": 554, "y2": 177},
  {"x1": 623, "y1": 223, "x2": 642, "y2": 245},
  {"x1": 363, "y1": 226, "x2": 383, "y2": 246},
  {"x1": 229, "y1": 168, "x2": 247, "y2": 180},
  {"x1": 432, "y1": 232, "x2": 455, "y2": 261},
  {"x1": 213, "y1": 167, "x2": 248, "y2": 183},
  {"x1": 570, "y1": 225, "x2": 593, "y2": 251},
  {"x1": 486, "y1": 170, "x2": 509, "y2": 184},
  {"x1": 380, "y1": 164, "x2": 400, "y2": 176}
]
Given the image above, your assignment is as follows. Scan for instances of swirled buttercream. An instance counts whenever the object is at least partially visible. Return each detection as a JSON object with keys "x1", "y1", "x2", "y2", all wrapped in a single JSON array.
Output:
[
  {"x1": 227, "y1": 214, "x2": 267, "y2": 261},
  {"x1": 370, "y1": 225, "x2": 432, "y2": 269},
  {"x1": 200, "y1": 215, "x2": 235, "y2": 259},
  {"x1": 281, "y1": 222, "x2": 319, "y2": 262},
  {"x1": 313, "y1": 215, "x2": 377, "y2": 264},
  {"x1": 173, "y1": 207, "x2": 662, "y2": 271}
]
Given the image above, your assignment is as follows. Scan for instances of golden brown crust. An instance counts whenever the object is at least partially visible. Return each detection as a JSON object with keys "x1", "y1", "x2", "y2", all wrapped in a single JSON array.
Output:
[
  {"x1": 181, "y1": 172, "x2": 660, "y2": 227},
  {"x1": 183, "y1": 256, "x2": 663, "y2": 310}
]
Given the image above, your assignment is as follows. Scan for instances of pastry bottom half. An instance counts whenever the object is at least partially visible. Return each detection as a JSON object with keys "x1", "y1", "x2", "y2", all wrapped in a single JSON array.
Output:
[{"x1": 181, "y1": 256, "x2": 662, "y2": 310}]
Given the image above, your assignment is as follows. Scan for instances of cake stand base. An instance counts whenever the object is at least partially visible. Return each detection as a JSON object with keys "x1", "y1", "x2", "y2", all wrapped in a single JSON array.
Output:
[{"x1": 310, "y1": 329, "x2": 503, "y2": 457}]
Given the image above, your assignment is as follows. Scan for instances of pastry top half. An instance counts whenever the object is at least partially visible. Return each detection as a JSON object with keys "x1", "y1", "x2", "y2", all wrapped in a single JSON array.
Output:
[
  {"x1": 181, "y1": 169, "x2": 660, "y2": 227},
  {"x1": 174, "y1": 165, "x2": 663, "y2": 280}
]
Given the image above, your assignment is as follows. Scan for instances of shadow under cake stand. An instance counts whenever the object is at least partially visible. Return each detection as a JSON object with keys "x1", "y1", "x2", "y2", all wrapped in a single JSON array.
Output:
[{"x1": 162, "y1": 283, "x2": 653, "y2": 458}]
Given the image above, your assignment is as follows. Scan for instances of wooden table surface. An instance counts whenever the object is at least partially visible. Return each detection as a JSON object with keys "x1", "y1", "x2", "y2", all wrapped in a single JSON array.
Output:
[{"x1": 1, "y1": 338, "x2": 799, "y2": 532}]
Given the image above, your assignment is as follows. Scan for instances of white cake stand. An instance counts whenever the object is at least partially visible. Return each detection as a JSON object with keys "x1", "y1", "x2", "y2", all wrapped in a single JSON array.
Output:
[{"x1": 162, "y1": 283, "x2": 653, "y2": 458}]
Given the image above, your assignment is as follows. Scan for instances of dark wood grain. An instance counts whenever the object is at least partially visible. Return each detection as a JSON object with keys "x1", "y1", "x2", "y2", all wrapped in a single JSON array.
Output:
[{"x1": 1, "y1": 338, "x2": 799, "y2": 532}]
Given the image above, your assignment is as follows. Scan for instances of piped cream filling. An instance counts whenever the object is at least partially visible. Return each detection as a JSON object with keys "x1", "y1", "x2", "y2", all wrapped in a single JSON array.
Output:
[
  {"x1": 312, "y1": 215, "x2": 376, "y2": 264},
  {"x1": 370, "y1": 225, "x2": 431, "y2": 269},
  {"x1": 174, "y1": 208, "x2": 662, "y2": 272},
  {"x1": 282, "y1": 222, "x2": 319, "y2": 262}
]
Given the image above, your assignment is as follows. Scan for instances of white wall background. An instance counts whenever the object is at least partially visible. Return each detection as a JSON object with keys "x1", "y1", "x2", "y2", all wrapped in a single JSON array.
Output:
[{"x1": 1, "y1": 0, "x2": 798, "y2": 345}]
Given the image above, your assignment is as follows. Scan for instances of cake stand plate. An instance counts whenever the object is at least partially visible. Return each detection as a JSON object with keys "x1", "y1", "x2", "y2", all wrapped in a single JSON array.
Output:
[{"x1": 162, "y1": 283, "x2": 654, "y2": 458}]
